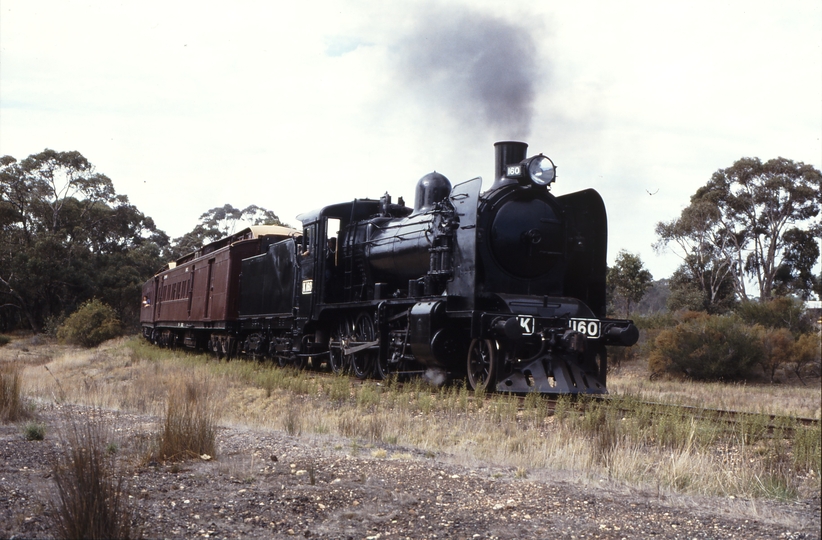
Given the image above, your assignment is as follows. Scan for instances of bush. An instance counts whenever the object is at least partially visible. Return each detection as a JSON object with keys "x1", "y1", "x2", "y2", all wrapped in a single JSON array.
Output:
[
  {"x1": 24, "y1": 422, "x2": 46, "y2": 441},
  {"x1": 792, "y1": 333, "x2": 822, "y2": 383},
  {"x1": 0, "y1": 335, "x2": 10, "y2": 347},
  {"x1": 649, "y1": 315, "x2": 764, "y2": 381},
  {"x1": 735, "y1": 297, "x2": 813, "y2": 335},
  {"x1": 632, "y1": 311, "x2": 680, "y2": 330},
  {"x1": 57, "y1": 300, "x2": 123, "y2": 348},
  {"x1": 760, "y1": 327, "x2": 795, "y2": 382}
]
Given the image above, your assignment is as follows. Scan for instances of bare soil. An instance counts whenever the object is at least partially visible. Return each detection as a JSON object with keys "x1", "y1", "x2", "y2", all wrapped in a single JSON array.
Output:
[{"x1": 1, "y1": 405, "x2": 819, "y2": 540}]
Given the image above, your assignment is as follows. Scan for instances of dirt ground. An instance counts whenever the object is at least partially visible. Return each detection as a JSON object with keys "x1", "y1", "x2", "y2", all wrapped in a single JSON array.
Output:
[{"x1": 1, "y1": 404, "x2": 819, "y2": 540}]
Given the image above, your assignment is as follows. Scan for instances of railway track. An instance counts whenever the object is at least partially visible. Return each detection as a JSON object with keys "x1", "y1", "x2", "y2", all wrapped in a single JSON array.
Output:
[
  {"x1": 521, "y1": 395, "x2": 820, "y2": 438},
  {"x1": 180, "y1": 346, "x2": 822, "y2": 438},
  {"x1": 302, "y1": 366, "x2": 820, "y2": 435}
]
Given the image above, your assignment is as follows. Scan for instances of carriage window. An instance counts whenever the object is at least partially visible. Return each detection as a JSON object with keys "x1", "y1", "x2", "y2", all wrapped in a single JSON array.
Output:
[
  {"x1": 326, "y1": 218, "x2": 340, "y2": 262},
  {"x1": 326, "y1": 218, "x2": 340, "y2": 243},
  {"x1": 302, "y1": 225, "x2": 315, "y2": 256}
]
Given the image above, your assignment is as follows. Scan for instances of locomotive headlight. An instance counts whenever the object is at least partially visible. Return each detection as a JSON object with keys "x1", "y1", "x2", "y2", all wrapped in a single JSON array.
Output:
[
  {"x1": 526, "y1": 155, "x2": 556, "y2": 187},
  {"x1": 505, "y1": 154, "x2": 556, "y2": 188}
]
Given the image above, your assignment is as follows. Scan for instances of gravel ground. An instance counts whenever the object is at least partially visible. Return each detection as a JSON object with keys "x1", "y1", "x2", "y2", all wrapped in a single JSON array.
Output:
[{"x1": 0, "y1": 405, "x2": 819, "y2": 540}]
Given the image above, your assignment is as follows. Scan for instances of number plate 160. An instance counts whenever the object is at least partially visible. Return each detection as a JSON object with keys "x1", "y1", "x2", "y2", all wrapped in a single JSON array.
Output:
[{"x1": 569, "y1": 318, "x2": 601, "y2": 338}]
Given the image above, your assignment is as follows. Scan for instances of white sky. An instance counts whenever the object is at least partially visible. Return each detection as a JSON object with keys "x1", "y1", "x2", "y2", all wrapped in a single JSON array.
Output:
[{"x1": 2, "y1": 0, "x2": 820, "y2": 282}]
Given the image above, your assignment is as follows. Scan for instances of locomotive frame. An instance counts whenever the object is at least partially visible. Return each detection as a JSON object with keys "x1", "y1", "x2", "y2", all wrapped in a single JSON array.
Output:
[{"x1": 142, "y1": 142, "x2": 638, "y2": 394}]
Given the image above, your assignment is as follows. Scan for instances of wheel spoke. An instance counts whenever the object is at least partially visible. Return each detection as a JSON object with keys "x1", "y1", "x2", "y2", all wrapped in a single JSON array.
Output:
[
  {"x1": 351, "y1": 312, "x2": 375, "y2": 379},
  {"x1": 467, "y1": 339, "x2": 496, "y2": 391},
  {"x1": 329, "y1": 317, "x2": 349, "y2": 374}
]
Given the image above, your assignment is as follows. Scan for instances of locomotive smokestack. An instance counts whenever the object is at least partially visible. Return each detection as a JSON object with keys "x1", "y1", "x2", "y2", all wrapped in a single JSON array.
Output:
[{"x1": 493, "y1": 141, "x2": 528, "y2": 189}]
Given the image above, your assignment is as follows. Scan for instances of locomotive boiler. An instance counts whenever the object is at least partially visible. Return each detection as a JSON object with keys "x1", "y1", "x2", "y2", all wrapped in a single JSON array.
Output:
[{"x1": 142, "y1": 141, "x2": 638, "y2": 394}]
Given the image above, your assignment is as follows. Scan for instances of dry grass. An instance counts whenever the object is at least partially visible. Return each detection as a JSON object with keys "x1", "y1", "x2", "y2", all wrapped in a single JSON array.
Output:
[
  {"x1": 50, "y1": 409, "x2": 136, "y2": 540},
  {"x1": 8, "y1": 334, "x2": 821, "y2": 503},
  {"x1": 154, "y1": 376, "x2": 218, "y2": 462},
  {"x1": 608, "y1": 363, "x2": 821, "y2": 419},
  {"x1": 1, "y1": 363, "x2": 23, "y2": 422}
]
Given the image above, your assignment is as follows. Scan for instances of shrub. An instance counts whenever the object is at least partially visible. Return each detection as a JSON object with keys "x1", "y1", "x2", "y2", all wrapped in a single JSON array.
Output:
[
  {"x1": 792, "y1": 333, "x2": 822, "y2": 383},
  {"x1": 648, "y1": 315, "x2": 764, "y2": 381},
  {"x1": 24, "y1": 422, "x2": 46, "y2": 441},
  {"x1": 735, "y1": 297, "x2": 813, "y2": 335},
  {"x1": 760, "y1": 327, "x2": 795, "y2": 382},
  {"x1": 0, "y1": 335, "x2": 10, "y2": 347},
  {"x1": 57, "y1": 300, "x2": 123, "y2": 348},
  {"x1": 632, "y1": 311, "x2": 680, "y2": 330}
]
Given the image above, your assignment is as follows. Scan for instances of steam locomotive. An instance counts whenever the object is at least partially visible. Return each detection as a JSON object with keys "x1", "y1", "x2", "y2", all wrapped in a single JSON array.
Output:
[{"x1": 141, "y1": 141, "x2": 638, "y2": 393}]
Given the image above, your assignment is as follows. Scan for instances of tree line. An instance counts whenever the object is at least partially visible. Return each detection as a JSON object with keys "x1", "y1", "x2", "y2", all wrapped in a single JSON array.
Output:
[
  {"x1": 0, "y1": 150, "x2": 283, "y2": 333},
  {"x1": 606, "y1": 158, "x2": 821, "y2": 383},
  {"x1": 2, "y1": 148, "x2": 820, "y2": 340},
  {"x1": 608, "y1": 156, "x2": 821, "y2": 316}
]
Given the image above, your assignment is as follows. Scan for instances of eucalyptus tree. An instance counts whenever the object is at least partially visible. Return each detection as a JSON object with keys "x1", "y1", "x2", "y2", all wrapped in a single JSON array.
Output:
[
  {"x1": 656, "y1": 157, "x2": 821, "y2": 301},
  {"x1": 607, "y1": 250, "x2": 653, "y2": 317},
  {"x1": 170, "y1": 203, "x2": 285, "y2": 259},
  {"x1": 0, "y1": 150, "x2": 166, "y2": 331}
]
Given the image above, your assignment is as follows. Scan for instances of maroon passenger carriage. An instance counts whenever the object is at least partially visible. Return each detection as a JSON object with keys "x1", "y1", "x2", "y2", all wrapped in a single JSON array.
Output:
[{"x1": 140, "y1": 225, "x2": 300, "y2": 356}]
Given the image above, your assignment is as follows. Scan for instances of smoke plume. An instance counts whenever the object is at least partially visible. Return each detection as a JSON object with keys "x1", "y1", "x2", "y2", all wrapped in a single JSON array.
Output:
[{"x1": 394, "y1": 5, "x2": 541, "y2": 140}]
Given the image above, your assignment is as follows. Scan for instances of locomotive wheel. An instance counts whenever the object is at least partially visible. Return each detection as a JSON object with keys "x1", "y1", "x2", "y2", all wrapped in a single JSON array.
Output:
[
  {"x1": 351, "y1": 312, "x2": 375, "y2": 380},
  {"x1": 374, "y1": 349, "x2": 391, "y2": 380},
  {"x1": 466, "y1": 339, "x2": 497, "y2": 391},
  {"x1": 329, "y1": 317, "x2": 350, "y2": 375}
]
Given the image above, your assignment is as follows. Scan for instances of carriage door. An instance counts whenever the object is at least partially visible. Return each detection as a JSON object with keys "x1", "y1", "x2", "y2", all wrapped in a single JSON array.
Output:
[
  {"x1": 298, "y1": 223, "x2": 317, "y2": 320},
  {"x1": 204, "y1": 258, "x2": 215, "y2": 319}
]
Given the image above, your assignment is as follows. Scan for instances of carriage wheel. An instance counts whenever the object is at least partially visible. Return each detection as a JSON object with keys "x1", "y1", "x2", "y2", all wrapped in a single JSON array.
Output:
[
  {"x1": 351, "y1": 312, "x2": 375, "y2": 380},
  {"x1": 224, "y1": 337, "x2": 236, "y2": 361},
  {"x1": 329, "y1": 317, "x2": 350, "y2": 375},
  {"x1": 466, "y1": 339, "x2": 497, "y2": 391},
  {"x1": 210, "y1": 337, "x2": 223, "y2": 360}
]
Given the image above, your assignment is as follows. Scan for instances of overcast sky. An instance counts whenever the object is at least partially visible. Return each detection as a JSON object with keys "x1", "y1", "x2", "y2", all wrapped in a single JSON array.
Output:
[{"x1": 2, "y1": 0, "x2": 820, "y2": 281}]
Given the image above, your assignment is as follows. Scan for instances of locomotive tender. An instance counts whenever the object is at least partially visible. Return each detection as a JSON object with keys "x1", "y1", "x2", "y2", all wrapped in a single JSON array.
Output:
[{"x1": 141, "y1": 141, "x2": 638, "y2": 393}]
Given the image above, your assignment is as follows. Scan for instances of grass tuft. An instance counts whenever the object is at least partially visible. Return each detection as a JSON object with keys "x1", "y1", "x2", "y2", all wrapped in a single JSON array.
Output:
[
  {"x1": 154, "y1": 376, "x2": 218, "y2": 462},
  {"x1": 1, "y1": 363, "x2": 23, "y2": 422},
  {"x1": 23, "y1": 421, "x2": 46, "y2": 441},
  {"x1": 282, "y1": 397, "x2": 303, "y2": 436},
  {"x1": 50, "y1": 410, "x2": 136, "y2": 540}
]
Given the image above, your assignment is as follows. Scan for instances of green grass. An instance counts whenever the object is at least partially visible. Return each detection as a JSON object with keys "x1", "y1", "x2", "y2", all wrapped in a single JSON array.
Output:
[{"x1": 24, "y1": 421, "x2": 46, "y2": 441}]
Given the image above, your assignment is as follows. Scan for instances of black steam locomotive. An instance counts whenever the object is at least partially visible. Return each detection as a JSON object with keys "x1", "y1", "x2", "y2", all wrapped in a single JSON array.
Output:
[{"x1": 141, "y1": 141, "x2": 638, "y2": 394}]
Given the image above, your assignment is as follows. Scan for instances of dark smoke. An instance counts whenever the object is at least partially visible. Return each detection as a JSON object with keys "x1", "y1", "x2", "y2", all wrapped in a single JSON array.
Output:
[{"x1": 394, "y1": 5, "x2": 540, "y2": 140}]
